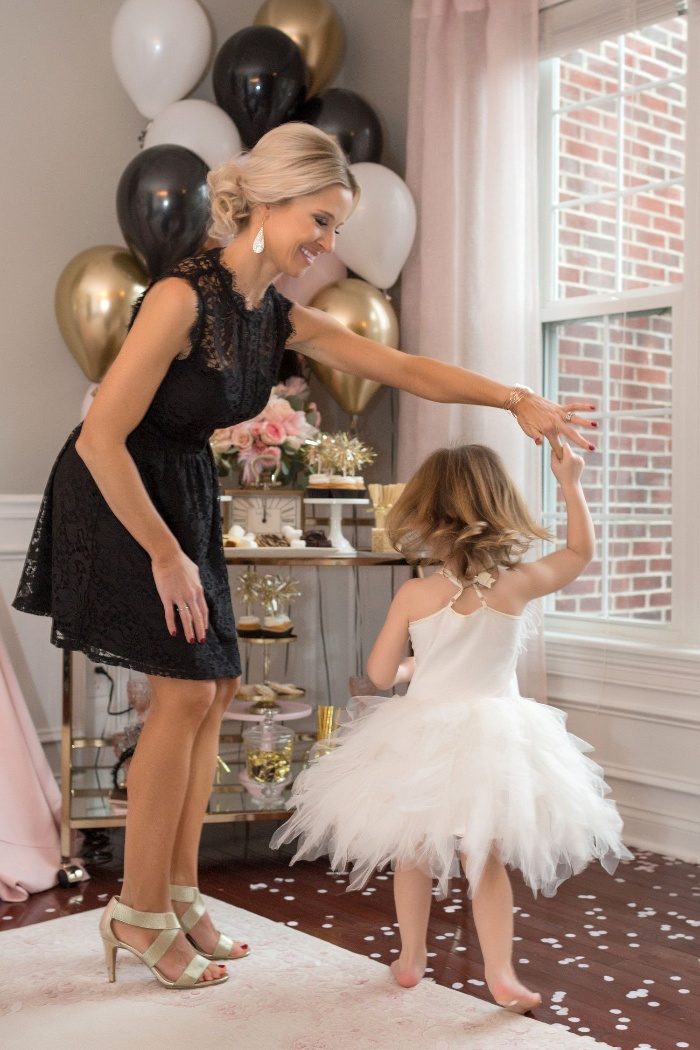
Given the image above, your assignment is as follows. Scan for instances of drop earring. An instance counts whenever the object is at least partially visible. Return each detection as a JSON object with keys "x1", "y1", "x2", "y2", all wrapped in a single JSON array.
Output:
[{"x1": 252, "y1": 225, "x2": 265, "y2": 254}]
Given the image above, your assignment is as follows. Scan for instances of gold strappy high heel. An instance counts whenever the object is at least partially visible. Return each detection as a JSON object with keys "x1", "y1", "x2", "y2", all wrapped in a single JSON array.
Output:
[
  {"x1": 170, "y1": 884, "x2": 251, "y2": 962},
  {"x1": 99, "y1": 896, "x2": 228, "y2": 988}
]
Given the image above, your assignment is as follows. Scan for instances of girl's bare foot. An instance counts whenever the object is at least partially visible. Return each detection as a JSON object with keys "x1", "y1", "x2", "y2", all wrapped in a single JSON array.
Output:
[
  {"x1": 390, "y1": 953, "x2": 427, "y2": 988},
  {"x1": 110, "y1": 916, "x2": 226, "y2": 983},
  {"x1": 488, "y1": 973, "x2": 542, "y2": 1014}
]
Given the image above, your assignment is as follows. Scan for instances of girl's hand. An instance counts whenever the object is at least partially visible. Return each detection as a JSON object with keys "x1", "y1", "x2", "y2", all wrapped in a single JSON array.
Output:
[
  {"x1": 514, "y1": 393, "x2": 597, "y2": 459},
  {"x1": 151, "y1": 549, "x2": 209, "y2": 643},
  {"x1": 550, "y1": 441, "x2": 585, "y2": 485}
]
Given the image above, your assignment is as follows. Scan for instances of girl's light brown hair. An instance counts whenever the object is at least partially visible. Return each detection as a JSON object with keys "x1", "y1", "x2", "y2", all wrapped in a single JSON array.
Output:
[{"x1": 386, "y1": 444, "x2": 552, "y2": 578}]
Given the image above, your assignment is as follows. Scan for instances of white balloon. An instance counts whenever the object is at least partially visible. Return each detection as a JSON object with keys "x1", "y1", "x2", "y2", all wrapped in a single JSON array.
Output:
[
  {"x1": 143, "y1": 100, "x2": 242, "y2": 169},
  {"x1": 111, "y1": 0, "x2": 212, "y2": 119},
  {"x1": 335, "y1": 162, "x2": 417, "y2": 290}
]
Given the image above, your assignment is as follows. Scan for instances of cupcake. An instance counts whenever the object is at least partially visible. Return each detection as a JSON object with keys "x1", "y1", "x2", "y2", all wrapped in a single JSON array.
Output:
[
  {"x1": 261, "y1": 615, "x2": 294, "y2": 638},
  {"x1": 237, "y1": 615, "x2": 262, "y2": 639},
  {"x1": 306, "y1": 473, "x2": 331, "y2": 499}
]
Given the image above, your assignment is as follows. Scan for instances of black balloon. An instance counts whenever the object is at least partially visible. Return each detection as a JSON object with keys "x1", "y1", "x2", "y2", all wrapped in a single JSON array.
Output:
[
  {"x1": 116, "y1": 145, "x2": 210, "y2": 279},
  {"x1": 212, "y1": 26, "x2": 307, "y2": 148},
  {"x1": 299, "y1": 88, "x2": 383, "y2": 164}
]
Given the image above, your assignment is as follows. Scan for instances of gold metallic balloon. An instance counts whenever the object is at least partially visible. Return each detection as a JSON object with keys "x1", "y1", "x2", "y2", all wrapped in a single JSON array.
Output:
[
  {"x1": 254, "y1": 0, "x2": 346, "y2": 99},
  {"x1": 308, "y1": 277, "x2": 399, "y2": 416},
  {"x1": 55, "y1": 246, "x2": 149, "y2": 383}
]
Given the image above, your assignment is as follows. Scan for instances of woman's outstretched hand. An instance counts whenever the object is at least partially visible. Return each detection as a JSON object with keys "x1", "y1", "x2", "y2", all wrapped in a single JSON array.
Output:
[
  {"x1": 513, "y1": 393, "x2": 597, "y2": 459},
  {"x1": 151, "y1": 549, "x2": 209, "y2": 643}
]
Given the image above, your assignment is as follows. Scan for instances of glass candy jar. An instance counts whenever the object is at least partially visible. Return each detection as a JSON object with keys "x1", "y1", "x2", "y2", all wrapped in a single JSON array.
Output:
[{"x1": 242, "y1": 710, "x2": 293, "y2": 806}]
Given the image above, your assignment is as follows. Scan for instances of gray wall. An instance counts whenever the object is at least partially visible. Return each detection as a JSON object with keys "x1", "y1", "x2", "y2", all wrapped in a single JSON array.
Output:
[{"x1": 0, "y1": 0, "x2": 411, "y2": 495}]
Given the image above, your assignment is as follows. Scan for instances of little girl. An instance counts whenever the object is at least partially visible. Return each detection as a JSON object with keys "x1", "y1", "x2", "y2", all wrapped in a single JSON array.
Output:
[{"x1": 271, "y1": 443, "x2": 632, "y2": 1014}]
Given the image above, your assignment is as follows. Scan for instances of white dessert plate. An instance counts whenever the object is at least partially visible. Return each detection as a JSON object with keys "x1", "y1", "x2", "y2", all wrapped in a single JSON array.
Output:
[{"x1": 224, "y1": 545, "x2": 341, "y2": 557}]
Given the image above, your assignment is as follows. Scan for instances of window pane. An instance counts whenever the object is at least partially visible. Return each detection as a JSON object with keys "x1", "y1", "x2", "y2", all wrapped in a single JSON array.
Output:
[
  {"x1": 551, "y1": 16, "x2": 686, "y2": 302},
  {"x1": 550, "y1": 521, "x2": 604, "y2": 616},
  {"x1": 608, "y1": 311, "x2": 673, "y2": 411},
  {"x1": 545, "y1": 311, "x2": 672, "y2": 623},
  {"x1": 558, "y1": 200, "x2": 617, "y2": 298},
  {"x1": 558, "y1": 96, "x2": 618, "y2": 205},
  {"x1": 621, "y1": 184, "x2": 684, "y2": 291},
  {"x1": 558, "y1": 38, "x2": 619, "y2": 108},
  {"x1": 608, "y1": 519, "x2": 672, "y2": 622}
]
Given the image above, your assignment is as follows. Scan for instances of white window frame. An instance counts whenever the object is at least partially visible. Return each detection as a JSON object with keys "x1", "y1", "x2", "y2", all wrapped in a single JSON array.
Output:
[{"x1": 538, "y1": 1, "x2": 700, "y2": 654}]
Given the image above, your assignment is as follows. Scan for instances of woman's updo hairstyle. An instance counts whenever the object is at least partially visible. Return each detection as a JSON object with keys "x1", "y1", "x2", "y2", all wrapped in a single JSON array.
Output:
[{"x1": 207, "y1": 123, "x2": 360, "y2": 244}]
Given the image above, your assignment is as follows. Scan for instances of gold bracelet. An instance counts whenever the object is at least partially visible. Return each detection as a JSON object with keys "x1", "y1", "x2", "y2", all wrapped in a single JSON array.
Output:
[{"x1": 502, "y1": 384, "x2": 533, "y2": 417}]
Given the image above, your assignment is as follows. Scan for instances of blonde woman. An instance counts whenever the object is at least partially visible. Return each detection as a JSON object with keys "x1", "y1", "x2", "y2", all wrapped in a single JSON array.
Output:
[
  {"x1": 272, "y1": 443, "x2": 631, "y2": 1014},
  {"x1": 14, "y1": 124, "x2": 596, "y2": 989}
]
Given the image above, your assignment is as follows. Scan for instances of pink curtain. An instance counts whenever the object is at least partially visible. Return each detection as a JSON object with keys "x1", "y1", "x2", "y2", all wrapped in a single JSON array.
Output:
[
  {"x1": 398, "y1": 0, "x2": 545, "y2": 697},
  {"x1": 0, "y1": 630, "x2": 64, "y2": 901}
]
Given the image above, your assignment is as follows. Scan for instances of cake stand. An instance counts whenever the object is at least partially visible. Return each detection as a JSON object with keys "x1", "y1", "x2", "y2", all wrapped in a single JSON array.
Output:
[{"x1": 303, "y1": 497, "x2": 369, "y2": 553}]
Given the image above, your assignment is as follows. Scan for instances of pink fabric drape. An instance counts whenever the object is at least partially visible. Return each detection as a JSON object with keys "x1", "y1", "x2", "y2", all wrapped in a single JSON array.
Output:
[
  {"x1": 398, "y1": 0, "x2": 545, "y2": 697},
  {"x1": 0, "y1": 630, "x2": 63, "y2": 901}
]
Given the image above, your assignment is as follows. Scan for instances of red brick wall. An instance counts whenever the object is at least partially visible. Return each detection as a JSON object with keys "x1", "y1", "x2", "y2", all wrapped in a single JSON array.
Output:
[{"x1": 546, "y1": 19, "x2": 683, "y2": 622}]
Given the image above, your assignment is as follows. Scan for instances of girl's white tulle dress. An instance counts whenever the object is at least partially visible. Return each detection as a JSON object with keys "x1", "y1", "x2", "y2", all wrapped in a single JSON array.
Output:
[{"x1": 270, "y1": 571, "x2": 632, "y2": 898}]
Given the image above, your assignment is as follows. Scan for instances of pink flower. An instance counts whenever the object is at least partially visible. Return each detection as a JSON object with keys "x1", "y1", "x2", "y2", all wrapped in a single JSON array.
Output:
[
  {"x1": 275, "y1": 376, "x2": 309, "y2": 399},
  {"x1": 210, "y1": 427, "x2": 235, "y2": 454},
  {"x1": 260, "y1": 420, "x2": 285, "y2": 445},
  {"x1": 282, "y1": 414, "x2": 300, "y2": 437},
  {"x1": 265, "y1": 396, "x2": 295, "y2": 423},
  {"x1": 229, "y1": 424, "x2": 254, "y2": 450},
  {"x1": 248, "y1": 421, "x2": 263, "y2": 439}
]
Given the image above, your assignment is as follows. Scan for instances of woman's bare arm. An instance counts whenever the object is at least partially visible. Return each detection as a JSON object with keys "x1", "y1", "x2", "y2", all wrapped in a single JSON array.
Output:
[
  {"x1": 75, "y1": 279, "x2": 208, "y2": 642},
  {"x1": 288, "y1": 303, "x2": 596, "y2": 457}
]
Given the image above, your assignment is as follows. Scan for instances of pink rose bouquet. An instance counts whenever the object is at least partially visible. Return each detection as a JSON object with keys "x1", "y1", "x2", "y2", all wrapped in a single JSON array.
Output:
[{"x1": 211, "y1": 377, "x2": 321, "y2": 487}]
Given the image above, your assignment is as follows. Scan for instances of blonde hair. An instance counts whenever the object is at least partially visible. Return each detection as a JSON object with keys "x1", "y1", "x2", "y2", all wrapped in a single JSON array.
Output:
[
  {"x1": 207, "y1": 123, "x2": 360, "y2": 243},
  {"x1": 387, "y1": 444, "x2": 552, "y2": 578}
]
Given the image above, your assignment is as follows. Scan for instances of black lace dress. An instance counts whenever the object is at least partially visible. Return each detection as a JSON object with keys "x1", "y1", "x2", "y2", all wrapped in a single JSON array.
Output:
[{"x1": 13, "y1": 248, "x2": 294, "y2": 680}]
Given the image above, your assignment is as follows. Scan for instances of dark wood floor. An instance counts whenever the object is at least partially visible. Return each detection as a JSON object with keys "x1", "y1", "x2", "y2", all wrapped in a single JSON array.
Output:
[{"x1": 1, "y1": 824, "x2": 697, "y2": 1050}]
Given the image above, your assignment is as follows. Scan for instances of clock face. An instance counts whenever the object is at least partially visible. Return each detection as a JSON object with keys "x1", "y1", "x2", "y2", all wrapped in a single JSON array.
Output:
[{"x1": 231, "y1": 493, "x2": 302, "y2": 534}]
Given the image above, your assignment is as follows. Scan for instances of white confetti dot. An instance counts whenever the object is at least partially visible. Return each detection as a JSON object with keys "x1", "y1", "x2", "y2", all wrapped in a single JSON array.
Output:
[
  {"x1": 643, "y1": 979, "x2": 654, "y2": 985},
  {"x1": 577, "y1": 963, "x2": 589, "y2": 968},
  {"x1": 455, "y1": 946, "x2": 467, "y2": 952},
  {"x1": 317, "y1": 888, "x2": 327, "y2": 894},
  {"x1": 370, "y1": 953, "x2": 381, "y2": 958},
  {"x1": 390, "y1": 948, "x2": 399, "y2": 953},
  {"x1": 670, "y1": 975, "x2": 682, "y2": 980},
  {"x1": 45, "y1": 908, "x2": 56, "y2": 914},
  {"x1": 677, "y1": 1043, "x2": 690, "y2": 1048},
  {"x1": 322, "y1": 923, "x2": 333, "y2": 928},
  {"x1": 467, "y1": 978, "x2": 485, "y2": 986},
  {"x1": 610, "y1": 1009, "x2": 622, "y2": 1015},
  {"x1": 284, "y1": 896, "x2": 295, "y2": 901},
  {"x1": 452, "y1": 982, "x2": 463, "y2": 989},
  {"x1": 2, "y1": 917, "x2": 12, "y2": 922},
  {"x1": 603, "y1": 976, "x2": 615, "y2": 982},
  {"x1": 648, "y1": 1001, "x2": 660, "y2": 1007},
  {"x1": 427, "y1": 952, "x2": 437, "y2": 958},
  {"x1": 286, "y1": 920, "x2": 298, "y2": 927},
  {"x1": 578, "y1": 1027, "x2": 590, "y2": 1033},
  {"x1": 678, "y1": 989, "x2": 690, "y2": 994},
  {"x1": 519, "y1": 958, "x2": 530, "y2": 964},
  {"x1": 615, "y1": 1025, "x2": 628, "y2": 1031},
  {"x1": 364, "y1": 936, "x2": 374, "y2": 941}
]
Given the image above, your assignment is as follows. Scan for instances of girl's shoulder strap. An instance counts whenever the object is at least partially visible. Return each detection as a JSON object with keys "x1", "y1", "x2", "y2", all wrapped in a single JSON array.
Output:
[{"x1": 439, "y1": 566, "x2": 466, "y2": 607}]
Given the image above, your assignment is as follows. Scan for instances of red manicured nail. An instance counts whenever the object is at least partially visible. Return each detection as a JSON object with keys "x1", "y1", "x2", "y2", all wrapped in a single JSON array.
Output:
[
  {"x1": 589, "y1": 444, "x2": 595, "y2": 451},
  {"x1": 170, "y1": 630, "x2": 177, "y2": 637},
  {"x1": 591, "y1": 422, "x2": 598, "y2": 428},
  {"x1": 240, "y1": 944, "x2": 249, "y2": 950}
]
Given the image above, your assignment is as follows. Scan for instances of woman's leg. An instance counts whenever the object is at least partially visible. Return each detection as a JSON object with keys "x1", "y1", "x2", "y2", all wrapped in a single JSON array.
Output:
[
  {"x1": 464, "y1": 851, "x2": 541, "y2": 1013},
  {"x1": 169, "y1": 677, "x2": 250, "y2": 957},
  {"x1": 390, "y1": 865, "x2": 433, "y2": 987},
  {"x1": 111, "y1": 675, "x2": 224, "y2": 982}
]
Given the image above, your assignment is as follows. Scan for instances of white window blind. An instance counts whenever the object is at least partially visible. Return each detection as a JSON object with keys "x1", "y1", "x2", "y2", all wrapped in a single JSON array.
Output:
[{"x1": 539, "y1": 0, "x2": 687, "y2": 58}]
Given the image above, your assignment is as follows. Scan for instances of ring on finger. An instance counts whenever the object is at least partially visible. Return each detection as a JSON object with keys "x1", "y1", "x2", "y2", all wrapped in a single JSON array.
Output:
[{"x1": 565, "y1": 410, "x2": 574, "y2": 423}]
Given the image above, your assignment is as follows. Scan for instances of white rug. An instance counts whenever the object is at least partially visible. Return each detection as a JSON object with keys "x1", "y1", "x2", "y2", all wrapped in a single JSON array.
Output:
[{"x1": 0, "y1": 897, "x2": 615, "y2": 1050}]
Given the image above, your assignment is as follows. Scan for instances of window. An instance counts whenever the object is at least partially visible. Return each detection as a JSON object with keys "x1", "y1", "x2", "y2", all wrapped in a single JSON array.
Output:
[{"x1": 539, "y1": 13, "x2": 687, "y2": 629}]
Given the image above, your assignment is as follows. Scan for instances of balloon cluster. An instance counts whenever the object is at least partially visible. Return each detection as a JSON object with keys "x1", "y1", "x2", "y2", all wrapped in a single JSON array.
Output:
[{"x1": 55, "y1": 0, "x2": 416, "y2": 412}]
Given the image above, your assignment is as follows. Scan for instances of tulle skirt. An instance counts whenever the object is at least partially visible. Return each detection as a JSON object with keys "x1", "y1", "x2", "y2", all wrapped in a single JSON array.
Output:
[{"x1": 270, "y1": 693, "x2": 633, "y2": 898}]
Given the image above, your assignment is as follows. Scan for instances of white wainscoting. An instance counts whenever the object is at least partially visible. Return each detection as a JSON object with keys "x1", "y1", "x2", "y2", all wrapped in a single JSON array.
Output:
[
  {"x1": 546, "y1": 631, "x2": 700, "y2": 862},
  {"x1": 0, "y1": 495, "x2": 63, "y2": 764}
]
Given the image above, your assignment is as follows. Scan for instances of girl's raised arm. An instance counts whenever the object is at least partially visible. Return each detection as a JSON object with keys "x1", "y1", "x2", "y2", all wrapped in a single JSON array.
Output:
[{"x1": 513, "y1": 444, "x2": 595, "y2": 602}]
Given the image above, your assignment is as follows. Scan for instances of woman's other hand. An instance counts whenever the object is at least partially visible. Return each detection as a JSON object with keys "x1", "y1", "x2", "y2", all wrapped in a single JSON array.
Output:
[{"x1": 151, "y1": 550, "x2": 209, "y2": 643}]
